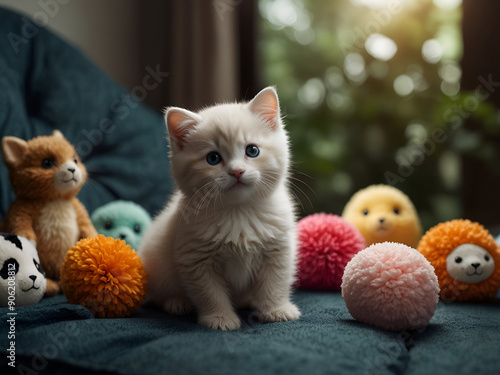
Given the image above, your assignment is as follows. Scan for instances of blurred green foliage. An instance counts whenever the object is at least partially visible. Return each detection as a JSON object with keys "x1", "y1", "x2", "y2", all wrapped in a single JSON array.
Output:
[{"x1": 259, "y1": 0, "x2": 498, "y2": 230}]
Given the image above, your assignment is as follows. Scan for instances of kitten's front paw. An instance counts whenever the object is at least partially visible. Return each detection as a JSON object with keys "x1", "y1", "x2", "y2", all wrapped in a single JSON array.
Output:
[
  {"x1": 163, "y1": 297, "x2": 194, "y2": 315},
  {"x1": 199, "y1": 311, "x2": 241, "y2": 331},
  {"x1": 257, "y1": 302, "x2": 301, "y2": 323}
]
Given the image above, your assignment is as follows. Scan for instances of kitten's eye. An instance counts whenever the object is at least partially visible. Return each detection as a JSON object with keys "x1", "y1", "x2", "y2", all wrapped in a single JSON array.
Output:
[
  {"x1": 206, "y1": 152, "x2": 222, "y2": 165},
  {"x1": 363, "y1": 209, "x2": 369, "y2": 216},
  {"x1": 41, "y1": 158, "x2": 55, "y2": 169},
  {"x1": 485, "y1": 255, "x2": 490, "y2": 262},
  {"x1": 245, "y1": 144, "x2": 260, "y2": 158},
  {"x1": 455, "y1": 257, "x2": 463, "y2": 264},
  {"x1": 34, "y1": 259, "x2": 45, "y2": 276},
  {"x1": 134, "y1": 224, "x2": 141, "y2": 233},
  {"x1": 393, "y1": 208, "x2": 400, "y2": 215},
  {"x1": 104, "y1": 220, "x2": 113, "y2": 230}
]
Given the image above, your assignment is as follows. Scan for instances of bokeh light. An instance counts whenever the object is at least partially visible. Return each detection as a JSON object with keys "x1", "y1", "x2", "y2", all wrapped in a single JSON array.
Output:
[
  {"x1": 324, "y1": 66, "x2": 345, "y2": 89},
  {"x1": 422, "y1": 39, "x2": 443, "y2": 64},
  {"x1": 365, "y1": 34, "x2": 398, "y2": 61},
  {"x1": 298, "y1": 78, "x2": 326, "y2": 108},
  {"x1": 393, "y1": 75, "x2": 414, "y2": 96},
  {"x1": 294, "y1": 28, "x2": 315, "y2": 45},
  {"x1": 344, "y1": 53, "x2": 367, "y2": 84},
  {"x1": 260, "y1": 0, "x2": 468, "y2": 230}
]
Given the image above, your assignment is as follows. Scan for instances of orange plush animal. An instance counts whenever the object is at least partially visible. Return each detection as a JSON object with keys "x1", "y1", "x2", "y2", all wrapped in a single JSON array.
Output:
[
  {"x1": 1, "y1": 130, "x2": 97, "y2": 296},
  {"x1": 418, "y1": 219, "x2": 500, "y2": 302}
]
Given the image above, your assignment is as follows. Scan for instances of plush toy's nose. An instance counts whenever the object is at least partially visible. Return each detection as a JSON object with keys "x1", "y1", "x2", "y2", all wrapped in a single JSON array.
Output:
[
  {"x1": 119, "y1": 234, "x2": 127, "y2": 240},
  {"x1": 471, "y1": 263, "x2": 480, "y2": 269},
  {"x1": 29, "y1": 275, "x2": 36, "y2": 281},
  {"x1": 68, "y1": 168, "x2": 75, "y2": 173},
  {"x1": 379, "y1": 218, "x2": 385, "y2": 224}
]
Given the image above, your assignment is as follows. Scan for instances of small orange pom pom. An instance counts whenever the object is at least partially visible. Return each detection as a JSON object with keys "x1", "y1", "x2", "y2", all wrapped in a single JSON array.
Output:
[{"x1": 60, "y1": 235, "x2": 148, "y2": 318}]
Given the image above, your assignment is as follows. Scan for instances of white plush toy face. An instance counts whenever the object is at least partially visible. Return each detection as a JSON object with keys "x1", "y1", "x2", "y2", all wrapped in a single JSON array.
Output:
[
  {"x1": 0, "y1": 234, "x2": 46, "y2": 306},
  {"x1": 446, "y1": 243, "x2": 495, "y2": 284}
]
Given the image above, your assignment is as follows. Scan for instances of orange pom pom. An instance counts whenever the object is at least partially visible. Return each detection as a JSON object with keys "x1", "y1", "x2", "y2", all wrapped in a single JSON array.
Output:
[{"x1": 60, "y1": 235, "x2": 148, "y2": 318}]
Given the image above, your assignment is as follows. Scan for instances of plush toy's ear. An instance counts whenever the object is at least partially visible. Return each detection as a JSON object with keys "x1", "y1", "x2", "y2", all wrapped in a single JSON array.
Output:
[
  {"x1": 248, "y1": 86, "x2": 281, "y2": 131},
  {"x1": 2, "y1": 136, "x2": 28, "y2": 166},
  {"x1": 52, "y1": 130, "x2": 65, "y2": 139},
  {"x1": 164, "y1": 107, "x2": 202, "y2": 150}
]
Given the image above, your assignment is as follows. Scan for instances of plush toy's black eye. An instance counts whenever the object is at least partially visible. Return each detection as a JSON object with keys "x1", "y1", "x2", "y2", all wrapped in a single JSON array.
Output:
[
  {"x1": 363, "y1": 209, "x2": 369, "y2": 216},
  {"x1": 484, "y1": 255, "x2": 490, "y2": 262},
  {"x1": 41, "y1": 158, "x2": 55, "y2": 169},
  {"x1": 104, "y1": 221, "x2": 113, "y2": 230},
  {"x1": 73, "y1": 157, "x2": 78, "y2": 164},
  {"x1": 0, "y1": 258, "x2": 19, "y2": 279},
  {"x1": 34, "y1": 259, "x2": 45, "y2": 276},
  {"x1": 455, "y1": 257, "x2": 463, "y2": 264},
  {"x1": 134, "y1": 225, "x2": 141, "y2": 234},
  {"x1": 393, "y1": 208, "x2": 400, "y2": 215}
]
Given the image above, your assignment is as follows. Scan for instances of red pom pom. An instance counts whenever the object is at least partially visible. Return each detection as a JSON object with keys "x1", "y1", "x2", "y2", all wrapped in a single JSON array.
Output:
[{"x1": 296, "y1": 213, "x2": 366, "y2": 290}]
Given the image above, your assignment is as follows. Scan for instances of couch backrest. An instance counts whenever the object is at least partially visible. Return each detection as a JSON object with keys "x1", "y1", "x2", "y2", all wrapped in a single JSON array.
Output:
[{"x1": 0, "y1": 7, "x2": 173, "y2": 218}]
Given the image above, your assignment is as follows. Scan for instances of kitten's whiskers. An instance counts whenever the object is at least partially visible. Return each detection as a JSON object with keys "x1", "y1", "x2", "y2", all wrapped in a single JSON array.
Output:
[{"x1": 179, "y1": 181, "x2": 215, "y2": 225}]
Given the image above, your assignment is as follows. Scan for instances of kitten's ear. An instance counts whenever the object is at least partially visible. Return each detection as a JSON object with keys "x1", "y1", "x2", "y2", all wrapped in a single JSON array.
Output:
[
  {"x1": 164, "y1": 107, "x2": 202, "y2": 150},
  {"x1": 2, "y1": 136, "x2": 28, "y2": 166},
  {"x1": 248, "y1": 87, "x2": 281, "y2": 130}
]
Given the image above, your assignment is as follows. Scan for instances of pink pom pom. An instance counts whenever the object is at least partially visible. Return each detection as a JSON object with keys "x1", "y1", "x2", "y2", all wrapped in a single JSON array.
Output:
[
  {"x1": 341, "y1": 242, "x2": 440, "y2": 332},
  {"x1": 297, "y1": 213, "x2": 366, "y2": 290}
]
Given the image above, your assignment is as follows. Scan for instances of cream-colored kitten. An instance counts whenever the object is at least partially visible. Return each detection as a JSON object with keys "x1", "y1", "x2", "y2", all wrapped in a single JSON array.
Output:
[{"x1": 139, "y1": 87, "x2": 300, "y2": 330}]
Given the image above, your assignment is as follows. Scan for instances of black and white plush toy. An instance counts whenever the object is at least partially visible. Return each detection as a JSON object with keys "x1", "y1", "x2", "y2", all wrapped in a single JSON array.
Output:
[{"x1": 0, "y1": 233, "x2": 46, "y2": 306}]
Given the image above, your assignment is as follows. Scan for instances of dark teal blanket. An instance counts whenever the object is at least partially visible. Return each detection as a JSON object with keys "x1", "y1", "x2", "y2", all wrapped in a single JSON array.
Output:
[{"x1": 1, "y1": 291, "x2": 499, "y2": 375}]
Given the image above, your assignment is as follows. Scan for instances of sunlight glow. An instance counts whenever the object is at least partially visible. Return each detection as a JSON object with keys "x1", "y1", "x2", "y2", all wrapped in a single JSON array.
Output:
[
  {"x1": 365, "y1": 33, "x2": 398, "y2": 61},
  {"x1": 433, "y1": 0, "x2": 462, "y2": 10},
  {"x1": 350, "y1": 0, "x2": 412, "y2": 10}
]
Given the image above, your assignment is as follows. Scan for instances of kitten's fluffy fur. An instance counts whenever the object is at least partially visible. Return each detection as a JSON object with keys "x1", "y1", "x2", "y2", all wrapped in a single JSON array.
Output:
[{"x1": 139, "y1": 87, "x2": 301, "y2": 330}]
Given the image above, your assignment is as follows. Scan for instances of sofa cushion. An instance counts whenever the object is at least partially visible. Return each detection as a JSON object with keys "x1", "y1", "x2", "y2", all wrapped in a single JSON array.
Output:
[{"x1": 0, "y1": 7, "x2": 173, "y2": 217}]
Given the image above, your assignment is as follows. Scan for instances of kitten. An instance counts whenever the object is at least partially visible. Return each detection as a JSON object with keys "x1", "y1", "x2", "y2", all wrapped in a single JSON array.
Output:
[{"x1": 139, "y1": 87, "x2": 301, "y2": 330}]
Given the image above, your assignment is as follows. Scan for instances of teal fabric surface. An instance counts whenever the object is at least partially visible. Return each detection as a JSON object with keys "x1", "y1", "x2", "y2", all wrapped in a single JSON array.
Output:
[
  {"x1": 405, "y1": 297, "x2": 500, "y2": 375},
  {"x1": 1, "y1": 291, "x2": 499, "y2": 375},
  {"x1": 0, "y1": 7, "x2": 173, "y2": 217}
]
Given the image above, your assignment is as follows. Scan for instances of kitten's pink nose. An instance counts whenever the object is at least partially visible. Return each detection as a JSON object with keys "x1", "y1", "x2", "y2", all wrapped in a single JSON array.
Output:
[{"x1": 230, "y1": 169, "x2": 245, "y2": 179}]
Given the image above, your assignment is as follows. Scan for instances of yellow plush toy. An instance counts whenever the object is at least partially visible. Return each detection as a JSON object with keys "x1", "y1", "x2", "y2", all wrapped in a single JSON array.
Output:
[{"x1": 342, "y1": 184, "x2": 422, "y2": 248}]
